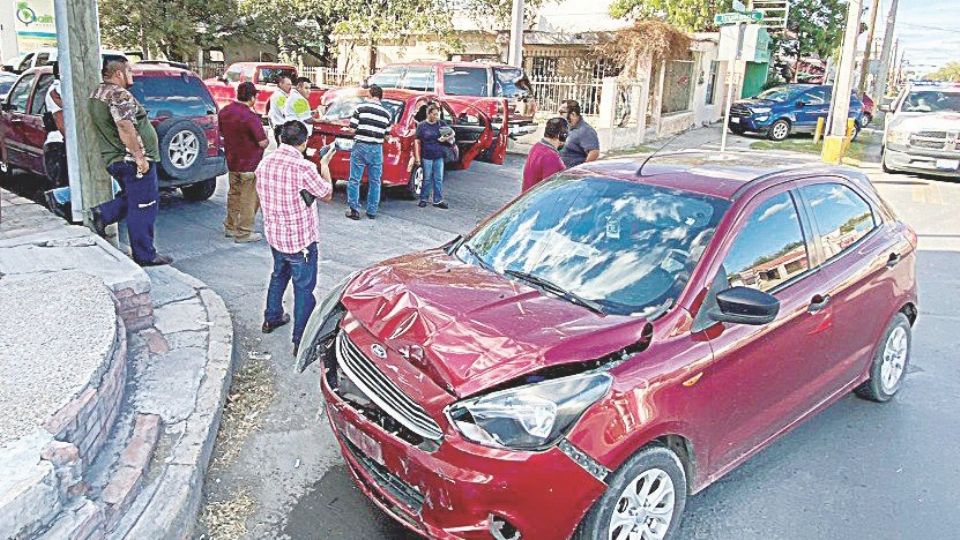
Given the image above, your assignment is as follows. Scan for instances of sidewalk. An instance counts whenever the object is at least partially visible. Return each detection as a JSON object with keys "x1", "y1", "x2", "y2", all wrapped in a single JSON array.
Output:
[{"x1": 0, "y1": 188, "x2": 234, "y2": 539}]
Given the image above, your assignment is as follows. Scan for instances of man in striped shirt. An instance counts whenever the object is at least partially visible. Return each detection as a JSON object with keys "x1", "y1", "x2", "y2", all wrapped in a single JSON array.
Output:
[{"x1": 345, "y1": 84, "x2": 393, "y2": 220}]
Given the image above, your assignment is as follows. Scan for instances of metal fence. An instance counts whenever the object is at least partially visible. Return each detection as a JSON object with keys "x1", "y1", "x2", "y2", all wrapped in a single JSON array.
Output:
[
  {"x1": 187, "y1": 63, "x2": 226, "y2": 80},
  {"x1": 302, "y1": 66, "x2": 352, "y2": 86},
  {"x1": 529, "y1": 76, "x2": 605, "y2": 118}
]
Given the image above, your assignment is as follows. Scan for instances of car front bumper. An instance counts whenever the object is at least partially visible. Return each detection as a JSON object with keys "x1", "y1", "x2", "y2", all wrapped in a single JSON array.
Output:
[
  {"x1": 321, "y1": 375, "x2": 606, "y2": 539},
  {"x1": 885, "y1": 146, "x2": 960, "y2": 178},
  {"x1": 728, "y1": 115, "x2": 774, "y2": 133}
]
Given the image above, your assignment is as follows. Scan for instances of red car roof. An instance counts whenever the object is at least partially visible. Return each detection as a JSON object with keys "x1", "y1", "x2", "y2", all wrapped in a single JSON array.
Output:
[{"x1": 383, "y1": 60, "x2": 519, "y2": 69}]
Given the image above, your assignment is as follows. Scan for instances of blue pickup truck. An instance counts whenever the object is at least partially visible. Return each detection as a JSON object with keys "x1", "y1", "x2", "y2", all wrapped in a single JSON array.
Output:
[{"x1": 728, "y1": 84, "x2": 863, "y2": 141}]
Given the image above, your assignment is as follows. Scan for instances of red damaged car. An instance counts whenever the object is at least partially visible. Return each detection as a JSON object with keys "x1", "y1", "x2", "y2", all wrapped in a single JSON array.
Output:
[
  {"x1": 296, "y1": 153, "x2": 918, "y2": 539},
  {"x1": 204, "y1": 62, "x2": 326, "y2": 118},
  {"x1": 305, "y1": 87, "x2": 508, "y2": 199}
]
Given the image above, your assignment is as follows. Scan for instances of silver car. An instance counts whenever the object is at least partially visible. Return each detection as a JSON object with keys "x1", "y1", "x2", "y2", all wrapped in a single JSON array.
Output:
[{"x1": 881, "y1": 83, "x2": 960, "y2": 178}]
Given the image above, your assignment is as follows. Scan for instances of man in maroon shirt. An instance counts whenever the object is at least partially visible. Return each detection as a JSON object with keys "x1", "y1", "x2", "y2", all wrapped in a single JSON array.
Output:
[
  {"x1": 219, "y1": 81, "x2": 269, "y2": 242},
  {"x1": 522, "y1": 117, "x2": 568, "y2": 193}
]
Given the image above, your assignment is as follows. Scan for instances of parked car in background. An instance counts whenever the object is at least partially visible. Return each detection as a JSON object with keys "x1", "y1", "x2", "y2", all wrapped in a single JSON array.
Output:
[
  {"x1": 860, "y1": 93, "x2": 876, "y2": 127},
  {"x1": 204, "y1": 62, "x2": 327, "y2": 118},
  {"x1": 0, "y1": 63, "x2": 226, "y2": 199},
  {"x1": 1, "y1": 47, "x2": 133, "y2": 74},
  {"x1": 305, "y1": 87, "x2": 508, "y2": 199},
  {"x1": 0, "y1": 72, "x2": 17, "y2": 100},
  {"x1": 729, "y1": 84, "x2": 863, "y2": 141},
  {"x1": 881, "y1": 83, "x2": 960, "y2": 178},
  {"x1": 366, "y1": 61, "x2": 538, "y2": 138},
  {"x1": 295, "y1": 151, "x2": 917, "y2": 539}
]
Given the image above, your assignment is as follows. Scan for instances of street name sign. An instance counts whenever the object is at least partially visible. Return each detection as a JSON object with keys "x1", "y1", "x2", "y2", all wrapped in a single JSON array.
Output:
[{"x1": 715, "y1": 11, "x2": 764, "y2": 25}]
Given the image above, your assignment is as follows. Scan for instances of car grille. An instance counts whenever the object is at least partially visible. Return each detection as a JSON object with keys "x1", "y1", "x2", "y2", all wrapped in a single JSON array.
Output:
[
  {"x1": 335, "y1": 332, "x2": 444, "y2": 441},
  {"x1": 342, "y1": 437, "x2": 425, "y2": 516},
  {"x1": 909, "y1": 131, "x2": 958, "y2": 151},
  {"x1": 729, "y1": 105, "x2": 752, "y2": 118}
]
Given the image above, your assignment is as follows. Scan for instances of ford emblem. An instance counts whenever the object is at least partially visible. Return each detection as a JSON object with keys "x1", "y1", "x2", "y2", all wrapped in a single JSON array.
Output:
[{"x1": 370, "y1": 344, "x2": 388, "y2": 359}]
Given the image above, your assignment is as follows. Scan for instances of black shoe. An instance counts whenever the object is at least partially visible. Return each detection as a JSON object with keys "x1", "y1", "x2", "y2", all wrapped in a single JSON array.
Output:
[
  {"x1": 433, "y1": 201, "x2": 449, "y2": 210},
  {"x1": 90, "y1": 207, "x2": 107, "y2": 236},
  {"x1": 418, "y1": 201, "x2": 428, "y2": 208},
  {"x1": 345, "y1": 209, "x2": 361, "y2": 221},
  {"x1": 137, "y1": 254, "x2": 173, "y2": 267},
  {"x1": 366, "y1": 212, "x2": 377, "y2": 219},
  {"x1": 262, "y1": 313, "x2": 291, "y2": 334}
]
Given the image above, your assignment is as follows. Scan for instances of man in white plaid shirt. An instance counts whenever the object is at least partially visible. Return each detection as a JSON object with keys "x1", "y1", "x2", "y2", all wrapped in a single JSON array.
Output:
[{"x1": 256, "y1": 120, "x2": 333, "y2": 354}]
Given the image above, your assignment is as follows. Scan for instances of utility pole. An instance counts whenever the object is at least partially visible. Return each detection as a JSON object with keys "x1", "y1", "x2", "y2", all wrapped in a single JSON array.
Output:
[
  {"x1": 53, "y1": 0, "x2": 113, "y2": 227},
  {"x1": 821, "y1": 0, "x2": 862, "y2": 164},
  {"x1": 874, "y1": 0, "x2": 899, "y2": 100},
  {"x1": 507, "y1": 0, "x2": 524, "y2": 68},
  {"x1": 858, "y1": 0, "x2": 881, "y2": 96}
]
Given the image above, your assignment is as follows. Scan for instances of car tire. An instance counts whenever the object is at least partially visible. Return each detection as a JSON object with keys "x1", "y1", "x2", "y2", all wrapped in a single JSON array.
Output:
[
  {"x1": 767, "y1": 119, "x2": 791, "y2": 141},
  {"x1": 156, "y1": 119, "x2": 207, "y2": 181},
  {"x1": 180, "y1": 177, "x2": 217, "y2": 201},
  {"x1": 860, "y1": 113, "x2": 872, "y2": 128},
  {"x1": 405, "y1": 165, "x2": 424, "y2": 201},
  {"x1": 574, "y1": 445, "x2": 687, "y2": 540},
  {"x1": 729, "y1": 125, "x2": 746, "y2": 135},
  {"x1": 881, "y1": 147, "x2": 897, "y2": 174},
  {"x1": 855, "y1": 312, "x2": 911, "y2": 402}
]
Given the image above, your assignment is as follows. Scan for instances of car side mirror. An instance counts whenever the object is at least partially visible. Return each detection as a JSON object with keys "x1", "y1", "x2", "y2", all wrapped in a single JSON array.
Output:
[
  {"x1": 1, "y1": 102, "x2": 13, "y2": 112},
  {"x1": 709, "y1": 286, "x2": 780, "y2": 326},
  {"x1": 878, "y1": 104, "x2": 891, "y2": 113},
  {"x1": 795, "y1": 101, "x2": 806, "y2": 108}
]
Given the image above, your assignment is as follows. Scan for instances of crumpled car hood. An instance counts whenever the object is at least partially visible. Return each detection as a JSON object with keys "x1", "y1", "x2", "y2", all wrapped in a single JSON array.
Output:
[{"x1": 340, "y1": 250, "x2": 646, "y2": 398}]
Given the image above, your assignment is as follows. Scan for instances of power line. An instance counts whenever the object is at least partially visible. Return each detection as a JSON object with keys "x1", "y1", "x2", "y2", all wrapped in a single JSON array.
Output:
[{"x1": 898, "y1": 22, "x2": 960, "y2": 35}]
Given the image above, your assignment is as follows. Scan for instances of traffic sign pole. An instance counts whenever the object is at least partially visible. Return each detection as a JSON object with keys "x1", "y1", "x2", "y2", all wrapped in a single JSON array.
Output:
[{"x1": 720, "y1": 22, "x2": 747, "y2": 153}]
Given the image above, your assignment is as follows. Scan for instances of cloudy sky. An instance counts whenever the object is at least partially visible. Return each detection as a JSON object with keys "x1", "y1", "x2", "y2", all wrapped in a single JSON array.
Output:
[{"x1": 874, "y1": 0, "x2": 960, "y2": 74}]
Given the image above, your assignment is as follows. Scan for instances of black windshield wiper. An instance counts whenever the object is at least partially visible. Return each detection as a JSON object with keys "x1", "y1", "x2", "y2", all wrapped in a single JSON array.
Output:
[
  {"x1": 461, "y1": 242, "x2": 494, "y2": 273},
  {"x1": 504, "y1": 269, "x2": 605, "y2": 315}
]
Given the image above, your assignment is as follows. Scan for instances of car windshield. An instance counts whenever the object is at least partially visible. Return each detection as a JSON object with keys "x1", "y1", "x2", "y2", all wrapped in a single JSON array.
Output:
[
  {"x1": 493, "y1": 67, "x2": 527, "y2": 98},
  {"x1": 320, "y1": 97, "x2": 404, "y2": 123},
  {"x1": 260, "y1": 67, "x2": 297, "y2": 85},
  {"x1": 130, "y1": 74, "x2": 217, "y2": 118},
  {"x1": 458, "y1": 175, "x2": 729, "y2": 317},
  {"x1": 901, "y1": 90, "x2": 960, "y2": 113},
  {"x1": 0, "y1": 74, "x2": 15, "y2": 95},
  {"x1": 756, "y1": 87, "x2": 796, "y2": 102}
]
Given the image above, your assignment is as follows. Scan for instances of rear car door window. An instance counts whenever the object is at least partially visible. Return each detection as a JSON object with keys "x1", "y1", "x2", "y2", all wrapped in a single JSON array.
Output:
[
  {"x1": 722, "y1": 192, "x2": 810, "y2": 293},
  {"x1": 799, "y1": 183, "x2": 876, "y2": 261},
  {"x1": 443, "y1": 67, "x2": 489, "y2": 97},
  {"x1": 131, "y1": 74, "x2": 217, "y2": 118},
  {"x1": 30, "y1": 74, "x2": 53, "y2": 115},
  {"x1": 224, "y1": 68, "x2": 241, "y2": 83},
  {"x1": 400, "y1": 68, "x2": 436, "y2": 92},
  {"x1": 493, "y1": 67, "x2": 525, "y2": 97},
  {"x1": 259, "y1": 67, "x2": 297, "y2": 85},
  {"x1": 802, "y1": 88, "x2": 828, "y2": 105},
  {"x1": 7, "y1": 73, "x2": 35, "y2": 113}
]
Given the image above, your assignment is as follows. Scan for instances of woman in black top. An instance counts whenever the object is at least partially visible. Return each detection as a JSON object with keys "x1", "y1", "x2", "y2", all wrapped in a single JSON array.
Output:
[{"x1": 414, "y1": 103, "x2": 454, "y2": 209}]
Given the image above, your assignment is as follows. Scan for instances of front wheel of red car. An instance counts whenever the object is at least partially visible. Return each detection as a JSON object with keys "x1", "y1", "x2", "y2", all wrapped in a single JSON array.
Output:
[
  {"x1": 855, "y1": 312, "x2": 912, "y2": 402},
  {"x1": 575, "y1": 445, "x2": 687, "y2": 540}
]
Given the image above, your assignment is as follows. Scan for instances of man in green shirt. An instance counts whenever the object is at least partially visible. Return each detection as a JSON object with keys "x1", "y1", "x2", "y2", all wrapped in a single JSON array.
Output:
[{"x1": 89, "y1": 59, "x2": 171, "y2": 266}]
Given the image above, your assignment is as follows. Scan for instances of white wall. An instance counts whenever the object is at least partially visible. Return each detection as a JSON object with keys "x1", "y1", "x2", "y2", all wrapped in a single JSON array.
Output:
[
  {"x1": 531, "y1": 0, "x2": 632, "y2": 32},
  {"x1": 0, "y1": 2, "x2": 20, "y2": 59}
]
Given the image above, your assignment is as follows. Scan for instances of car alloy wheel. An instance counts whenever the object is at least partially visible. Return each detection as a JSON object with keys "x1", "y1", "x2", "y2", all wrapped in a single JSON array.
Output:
[
  {"x1": 0, "y1": 160, "x2": 8, "y2": 174},
  {"x1": 406, "y1": 165, "x2": 424, "y2": 200},
  {"x1": 880, "y1": 326, "x2": 908, "y2": 394},
  {"x1": 769, "y1": 120, "x2": 790, "y2": 141},
  {"x1": 168, "y1": 130, "x2": 200, "y2": 170},
  {"x1": 608, "y1": 468, "x2": 676, "y2": 540}
]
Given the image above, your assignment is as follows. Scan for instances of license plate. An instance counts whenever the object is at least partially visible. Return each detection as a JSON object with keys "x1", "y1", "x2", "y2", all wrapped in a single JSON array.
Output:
[
  {"x1": 342, "y1": 421, "x2": 384, "y2": 465},
  {"x1": 935, "y1": 159, "x2": 959, "y2": 170},
  {"x1": 730, "y1": 117, "x2": 741, "y2": 124}
]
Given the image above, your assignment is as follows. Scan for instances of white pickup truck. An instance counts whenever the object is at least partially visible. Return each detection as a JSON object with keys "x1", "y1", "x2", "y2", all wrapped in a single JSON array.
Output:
[{"x1": 881, "y1": 83, "x2": 960, "y2": 178}]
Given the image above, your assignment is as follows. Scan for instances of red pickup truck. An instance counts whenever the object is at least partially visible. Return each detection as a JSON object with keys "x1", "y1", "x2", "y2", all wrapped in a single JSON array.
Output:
[{"x1": 205, "y1": 62, "x2": 326, "y2": 118}]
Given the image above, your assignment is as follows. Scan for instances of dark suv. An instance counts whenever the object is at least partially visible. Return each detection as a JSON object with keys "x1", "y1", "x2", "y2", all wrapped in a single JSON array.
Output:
[
  {"x1": 729, "y1": 84, "x2": 863, "y2": 141},
  {"x1": 0, "y1": 63, "x2": 226, "y2": 200}
]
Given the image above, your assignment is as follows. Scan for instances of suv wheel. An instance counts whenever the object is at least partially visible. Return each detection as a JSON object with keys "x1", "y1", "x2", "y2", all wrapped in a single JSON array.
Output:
[
  {"x1": 575, "y1": 445, "x2": 687, "y2": 540},
  {"x1": 855, "y1": 312, "x2": 911, "y2": 402},
  {"x1": 156, "y1": 119, "x2": 207, "y2": 180},
  {"x1": 767, "y1": 119, "x2": 791, "y2": 141},
  {"x1": 181, "y1": 178, "x2": 217, "y2": 201}
]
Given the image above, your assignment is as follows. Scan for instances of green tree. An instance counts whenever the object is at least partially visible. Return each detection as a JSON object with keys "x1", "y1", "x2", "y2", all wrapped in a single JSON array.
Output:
[
  {"x1": 770, "y1": 0, "x2": 846, "y2": 82},
  {"x1": 608, "y1": 0, "x2": 733, "y2": 32},
  {"x1": 927, "y1": 62, "x2": 960, "y2": 82},
  {"x1": 99, "y1": 0, "x2": 240, "y2": 60}
]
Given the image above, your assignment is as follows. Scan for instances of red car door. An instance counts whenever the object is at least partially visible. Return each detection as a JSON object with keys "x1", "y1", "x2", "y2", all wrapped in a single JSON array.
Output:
[
  {"x1": 439, "y1": 98, "x2": 510, "y2": 169},
  {"x1": 0, "y1": 72, "x2": 38, "y2": 171},
  {"x1": 443, "y1": 96, "x2": 509, "y2": 165},
  {"x1": 794, "y1": 179, "x2": 910, "y2": 396},
  {"x1": 691, "y1": 184, "x2": 833, "y2": 476},
  {"x1": 21, "y1": 72, "x2": 54, "y2": 175}
]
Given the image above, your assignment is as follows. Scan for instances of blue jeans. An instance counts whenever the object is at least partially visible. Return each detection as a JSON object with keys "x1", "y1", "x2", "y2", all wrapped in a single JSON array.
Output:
[
  {"x1": 347, "y1": 142, "x2": 383, "y2": 215},
  {"x1": 96, "y1": 161, "x2": 159, "y2": 263},
  {"x1": 264, "y1": 242, "x2": 318, "y2": 346},
  {"x1": 420, "y1": 158, "x2": 444, "y2": 203}
]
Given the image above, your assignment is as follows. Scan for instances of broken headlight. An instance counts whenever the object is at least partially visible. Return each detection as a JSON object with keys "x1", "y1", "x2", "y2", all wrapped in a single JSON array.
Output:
[
  {"x1": 447, "y1": 372, "x2": 612, "y2": 451},
  {"x1": 295, "y1": 273, "x2": 354, "y2": 372}
]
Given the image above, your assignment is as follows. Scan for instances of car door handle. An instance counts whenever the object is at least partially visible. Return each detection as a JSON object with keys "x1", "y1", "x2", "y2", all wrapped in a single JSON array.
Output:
[
  {"x1": 886, "y1": 252, "x2": 901, "y2": 268},
  {"x1": 808, "y1": 294, "x2": 831, "y2": 314}
]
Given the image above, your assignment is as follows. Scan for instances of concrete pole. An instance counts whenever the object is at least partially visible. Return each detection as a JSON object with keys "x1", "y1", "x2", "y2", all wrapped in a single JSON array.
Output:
[
  {"x1": 821, "y1": 0, "x2": 862, "y2": 163},
  {"x1": 858, "y1": 0, "x2": 881, "y2": 96},
  {"x1": 874, "y1": 0, "x2": 899, "y2": 100},
  {"x1": 54, "y1": 0, "x2": 113, "y2": 227},
  {"x1": 507, "y1": 0, "x2": 524, "y2": 67}
]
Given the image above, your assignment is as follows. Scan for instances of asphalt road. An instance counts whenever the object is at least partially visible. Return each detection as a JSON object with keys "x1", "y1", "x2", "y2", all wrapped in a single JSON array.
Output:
[{"x1": 4, "y1": 141, "x2": 959, "y2": 540}]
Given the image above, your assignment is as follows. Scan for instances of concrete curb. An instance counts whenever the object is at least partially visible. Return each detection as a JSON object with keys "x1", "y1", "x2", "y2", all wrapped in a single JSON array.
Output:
[{"x1": 116, "y1": 268, "x2": 234, "y2": 539}]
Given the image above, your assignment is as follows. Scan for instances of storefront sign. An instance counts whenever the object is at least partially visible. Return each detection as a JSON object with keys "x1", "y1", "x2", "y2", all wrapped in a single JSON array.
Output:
[{"x1": 13, "y1": 0, "x2": 57, "y2": 52}]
